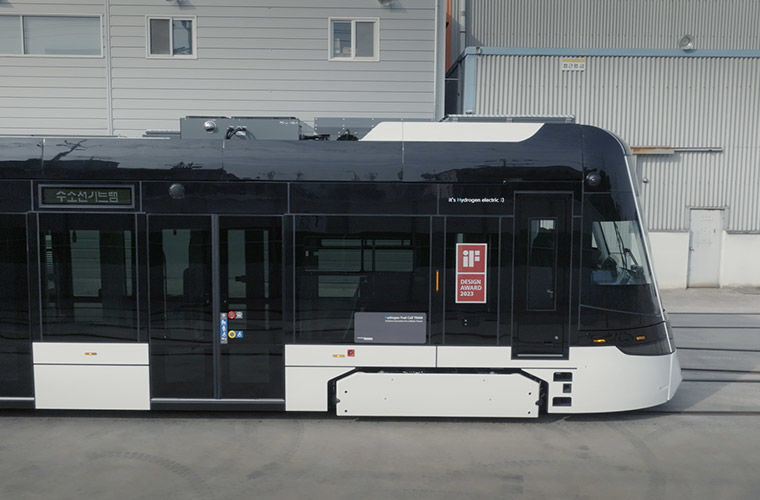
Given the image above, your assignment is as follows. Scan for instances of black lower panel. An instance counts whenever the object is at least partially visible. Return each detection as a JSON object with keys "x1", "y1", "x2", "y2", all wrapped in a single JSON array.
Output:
[
  {"x1": 220, "y1": 345, "x2": 284, "y2": 399},
  {"x1": 150, "y1": 344, "x2": 214, "y2": 398},
  {"x1": 0, "y1": 340, "x2": 33, "y2": 398},
  {"x1": 0, "y1": 399, "x2": 34, "y2": 409},
  {"x1": 150, "y1": 400, "x2": 285, "y2": 412}
]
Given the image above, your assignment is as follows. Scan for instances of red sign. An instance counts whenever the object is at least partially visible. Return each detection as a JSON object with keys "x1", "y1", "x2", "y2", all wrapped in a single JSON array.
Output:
[
  {"x1": 456, "y1": 244, "x2": 487, "y2": 303},
  {"x1": 457, "y1": 273, "x2": 486, "y2": 302}
]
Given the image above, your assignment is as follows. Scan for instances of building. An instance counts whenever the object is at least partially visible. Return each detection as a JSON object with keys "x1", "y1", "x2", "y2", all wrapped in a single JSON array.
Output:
[
  {"x1": 446, "y1": 0, "x2": 760, "y2": 288},
  {"x1": 0, "y1": 0, "x2": 445, "y2": 137},
  {"x1": 3, "y1": 1, "x2": 760, "y2": 288}
]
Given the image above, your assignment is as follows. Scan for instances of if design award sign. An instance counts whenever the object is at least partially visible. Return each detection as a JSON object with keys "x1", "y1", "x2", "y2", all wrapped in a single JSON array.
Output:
[{"x1": 455, "y1": 243, "x2": 487, "y2": 303}]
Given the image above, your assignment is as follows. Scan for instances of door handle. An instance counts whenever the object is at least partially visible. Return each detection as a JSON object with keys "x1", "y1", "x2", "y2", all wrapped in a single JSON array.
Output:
[{"x1": 547, "y1": 289, "x2": 554, "y2": 298}]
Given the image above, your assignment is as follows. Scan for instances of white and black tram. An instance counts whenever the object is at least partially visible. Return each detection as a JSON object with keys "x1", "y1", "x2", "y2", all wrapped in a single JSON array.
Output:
[{"x1": 0, "y1": 122, "x2": 681, "y2": 417}]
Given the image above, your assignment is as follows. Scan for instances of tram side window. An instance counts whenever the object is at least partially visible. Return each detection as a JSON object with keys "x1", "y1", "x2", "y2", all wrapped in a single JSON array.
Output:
[
  {"x1": 295, "y1": 216, "x2": 429, "y2": 344},
  {"x1": 40, "y1": 214, "x2": 137, "y2": 342},
  {"x1": 149, "y1": 227, "x2": 211, "y2": 342}
]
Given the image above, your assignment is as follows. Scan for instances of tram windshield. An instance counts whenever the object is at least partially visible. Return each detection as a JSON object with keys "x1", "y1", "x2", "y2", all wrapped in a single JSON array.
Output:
[{"x1": 581, "y1": 192, "x2": 660, "y2": 329}]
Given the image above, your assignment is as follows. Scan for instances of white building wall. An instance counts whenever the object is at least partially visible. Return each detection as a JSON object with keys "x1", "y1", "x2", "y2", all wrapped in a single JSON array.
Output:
[
  {"x1": 0, "y1": 0, "x2": 439, "y2": 137},
  {"x1": 656, "y1": 231, "x2": 760, "y2": 288},
  {"x1": 720, "y1": 234, "x2": 760, "y2": 288},
  {"x1": 109, "y1": 0, "x2": 437, "y2": 136},
  {"x1": 648, "y1": 232, "x2": 689, "y2": 289},
  {"x1": 0, "y1": 0, "x2": 109, "y2": 136}
]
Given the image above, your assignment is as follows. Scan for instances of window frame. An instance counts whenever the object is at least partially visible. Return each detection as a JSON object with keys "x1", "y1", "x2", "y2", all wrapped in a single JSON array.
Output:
[
  {"x1": 0, "y1": 14, "x2": 103, "y2": 58},
  {"x1": 145, "y1": 15, "x2": 197, "y2": 59},
  {"x1": 328, "y1": 17, "x2": 380, "y2": 62}
]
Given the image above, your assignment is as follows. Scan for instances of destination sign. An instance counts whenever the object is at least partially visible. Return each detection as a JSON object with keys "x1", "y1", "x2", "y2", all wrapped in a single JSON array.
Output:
[{"x1": 40, "y1": 186, "x2": 134, "y2": 208}]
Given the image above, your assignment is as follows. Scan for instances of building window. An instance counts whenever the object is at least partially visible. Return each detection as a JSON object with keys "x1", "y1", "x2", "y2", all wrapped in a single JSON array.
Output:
[
  {"x1": 329, "y1": 18, "x2": 379, "y2": 61},
  {"x1": 147, "y1": 17, "x2": 196, "y2": 57},
  {"x1": 0, "y1": 15, "x2": 101, "y2": 56}
]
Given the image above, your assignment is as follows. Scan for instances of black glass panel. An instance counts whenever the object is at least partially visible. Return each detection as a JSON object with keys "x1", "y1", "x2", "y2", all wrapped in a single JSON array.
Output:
[
  {"x1": 581, "y1": 126, "x2": 635, "y2": 193},
  {"x1": 39, "y1": 214, "x2": 137, "y2": 342},
  {"x1": 149, "y1": 216, "x2": 213, "y2": 398},
  {"x1": 142, "y1": 181, "x2": 287, "y2": 214},
  {"x1": 220, "y1": 141, "x2": 402, "y2": 182},
  {"x1": 444, "y1": 218, "x2": 499, "y2": 345},
  {"x1": 439, "y1": 184, "x2": 512, "y2": 215},
  {"x1": 220, "y1": 217, "x2": 283, "y2": 398},
  {"x1": 498, "y1": 218, "x2": 514, "y2": 346},
  {"x1": 0, "y1": 215, "x2": 32, "y2": 397},
  {"x1": 42, "y1": 139, "x2": 224, "y2": 180},
  {"x1": 402, "y1": 126, "x2": 584, "y2": 183},
  {"x1": 580, "y1": 192, "x2": 660, "y2": 330},
  {"x1": 0, "y1": 181, "x2": 31, "y2": 211},
  {"x1": 0, "y1": 139, "x2": 42, "y2": 178},
  {"x1": 291, "y1": 183, "x2": 437, "y2": 215},
  {"x1": 295, "y1": 216, "x2": 430, "y2": 344}
]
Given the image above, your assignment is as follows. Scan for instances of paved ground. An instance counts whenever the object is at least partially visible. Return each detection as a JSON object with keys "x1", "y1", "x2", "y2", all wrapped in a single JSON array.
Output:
[
  {"x1": 660, "y1": 287, "x2": 760, "y2": 314},
  {"x1": 1, "y1": 288, "x2": 759, "y2": 500},
  {"x1": 1, "y1": 412, "x2": 759, "y2": 500},
  {"x1": 656, "y1": 288, "x2": 760, "y2": 414}
]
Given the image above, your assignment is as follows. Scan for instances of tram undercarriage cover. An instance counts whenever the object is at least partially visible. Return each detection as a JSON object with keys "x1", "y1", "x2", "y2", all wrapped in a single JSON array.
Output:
[{"x1": 335, "y1": 372, "x2": 540, "y2": 418}]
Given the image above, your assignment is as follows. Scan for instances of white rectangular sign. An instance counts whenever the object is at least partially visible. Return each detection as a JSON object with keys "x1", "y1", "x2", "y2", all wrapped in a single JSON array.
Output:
[{"x1": 561, "y1": 57, "x2": 586, "y2": 72}]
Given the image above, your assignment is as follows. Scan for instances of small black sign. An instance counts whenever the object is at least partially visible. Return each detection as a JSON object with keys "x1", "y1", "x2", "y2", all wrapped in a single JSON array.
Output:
[
  {"x1": 40, "y1": 185, "x2": 134, "y2": 208},
  {"x1": 354, "y1": 312, "x2": 427, "y2": 344}
]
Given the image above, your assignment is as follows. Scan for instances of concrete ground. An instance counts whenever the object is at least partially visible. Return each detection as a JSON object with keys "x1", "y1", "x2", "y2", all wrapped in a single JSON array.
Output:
[
  {"x1": 660, "y1": 287, "x2": 760, "y2": 313},
  {"x1": 1, "y1": 288, "x2": 759, "y2": 500},
  {"x1": 1, "y1": 413, "x2": 759, "y2": 500}
]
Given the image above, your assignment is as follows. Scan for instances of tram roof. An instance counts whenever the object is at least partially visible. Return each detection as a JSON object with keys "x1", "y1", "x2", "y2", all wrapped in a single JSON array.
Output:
[{"x1": 0, "y1": 123, "x2": 629, "y2": 187}]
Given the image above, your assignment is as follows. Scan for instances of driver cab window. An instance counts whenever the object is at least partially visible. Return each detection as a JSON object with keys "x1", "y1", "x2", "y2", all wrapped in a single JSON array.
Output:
[{"x1": 589, "y1": 221, "x2": 652, "y2": 286}]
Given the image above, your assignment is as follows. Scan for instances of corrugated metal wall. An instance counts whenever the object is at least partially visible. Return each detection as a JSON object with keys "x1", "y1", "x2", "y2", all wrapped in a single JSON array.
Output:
[
  {"x1": 474, "y1": 54, "x2": 760, "y2": 232},
  {"x1": 467, "y1": 0, "x2": 760, "y2": 50}
]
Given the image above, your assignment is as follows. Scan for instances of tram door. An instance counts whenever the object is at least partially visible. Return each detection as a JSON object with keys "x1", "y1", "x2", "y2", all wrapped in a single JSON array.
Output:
[
  {"x1": 149, "y1": 216, "x2": 283, "y2": 402},
  {"x1": 218, "y1": 217, "x2": 283, "y2": 399},
  {"x1": 512, "y1": 194, "x2": 572, "y2": 358}
]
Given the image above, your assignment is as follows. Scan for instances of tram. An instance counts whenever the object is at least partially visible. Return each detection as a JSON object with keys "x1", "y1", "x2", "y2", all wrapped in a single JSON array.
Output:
[{"x1": 0, "y1": 121, "x2": 680, "y2": 417}]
